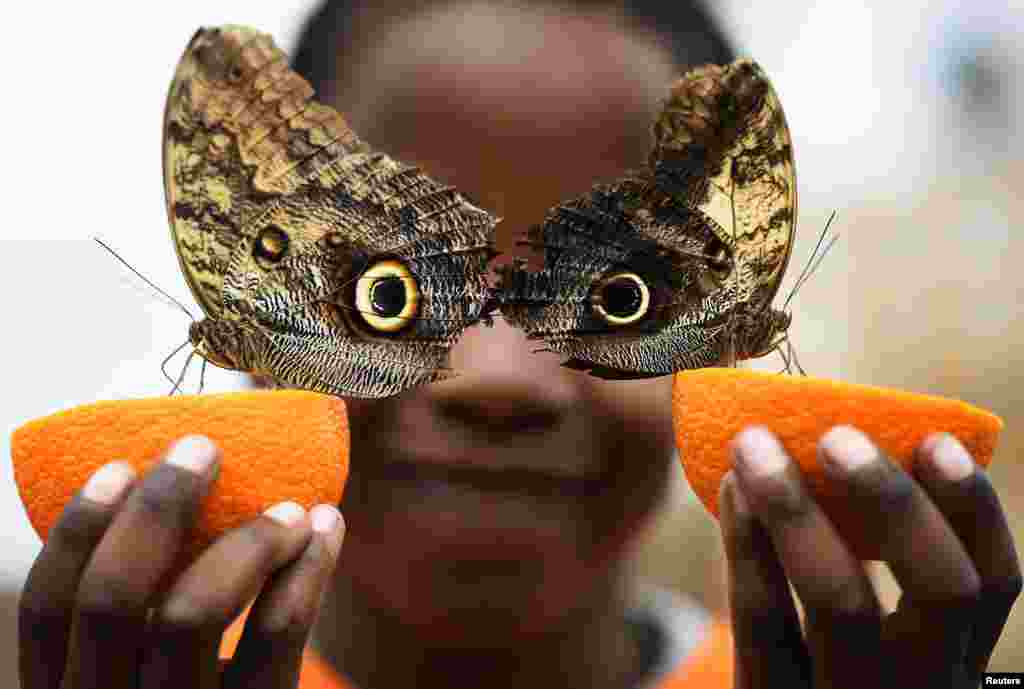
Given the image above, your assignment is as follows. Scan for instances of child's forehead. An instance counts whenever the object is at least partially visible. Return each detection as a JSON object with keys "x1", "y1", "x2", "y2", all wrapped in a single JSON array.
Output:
[
  {"x1": 323, "y1": 6, "x2": 676, "y2": 242},
  {"x1": 327, "y1": 2, "x2": 677, "y2": 117}
]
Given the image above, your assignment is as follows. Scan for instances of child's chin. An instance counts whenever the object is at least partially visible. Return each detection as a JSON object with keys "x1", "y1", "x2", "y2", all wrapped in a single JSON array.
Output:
[
  {"x1": 347, "y1": 532, "x2": 602, "y2": 642},
  {"x1": 389, "y1": 579, "x2": 589, "y2": 645}
]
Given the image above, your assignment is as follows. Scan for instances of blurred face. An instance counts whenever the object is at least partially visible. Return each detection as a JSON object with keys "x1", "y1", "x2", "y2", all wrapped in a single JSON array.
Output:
[{"x1": 327, "y1": 1, "x2": 681, "y2": 641}]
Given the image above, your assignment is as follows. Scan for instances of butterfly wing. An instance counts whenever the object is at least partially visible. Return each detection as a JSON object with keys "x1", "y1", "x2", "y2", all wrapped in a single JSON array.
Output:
[
  {"x1": 233, "y1": 152, "x2": 496, "y2": 397},
  {"x1": 652, "y1": 59, "x2": 797, "y2": 313},
  {"x1": 163, "y1": 26, "x2": 496, "y2": 397},
  {"x1": 498, "y1": 59, "x2": 796, "y2": 378},
  {"x1": 163, "y1": 25, "x2": 368, "y2": 318}
]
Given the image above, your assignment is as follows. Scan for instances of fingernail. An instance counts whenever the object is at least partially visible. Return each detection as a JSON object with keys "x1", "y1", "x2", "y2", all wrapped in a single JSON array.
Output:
[
  {"x1": 927, "y1": 434, "x2": 973, "y2": 482},
  {"x1": 733, "y1": 426, "x2": 788, "y2": 478},
  {"x1": 264, "y1": 501, "x2": 306, "y2": 527},
  {"x1": 165, "y1": 435, "x2": 219, "y2": 475},
  {"x1": 729, "y1": 475, "x2": 751, "y2": 516},
  {"x1": 718, "y1": 471, "x2": 750, "y2": 519},
  {"x1": 820, "y1": 426, "x2": 876, "y2": 473},
  {"x1": 82, "y1": 462, "x2": 136, "y2": 505},
  {"x1": 311, "y1": 504, "x2": 345, "y2": 558}
]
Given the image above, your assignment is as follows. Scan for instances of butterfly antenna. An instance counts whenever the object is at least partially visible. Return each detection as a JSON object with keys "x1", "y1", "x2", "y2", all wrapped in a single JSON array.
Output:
[
  {"x1": 94, "y1": 238, "x2": 196, "y2": 323},
  {"x1": 161, "y1": 339, "x2": 191, "y2": 390},
  {"x1": 782, "y1": 211, "x2": 839, "y2": 314}
]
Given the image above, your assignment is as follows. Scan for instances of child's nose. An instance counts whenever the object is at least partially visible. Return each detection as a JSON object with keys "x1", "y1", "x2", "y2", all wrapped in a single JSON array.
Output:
[{"x1": 433, "y1": 316, "x2": 583, "y2": 434}]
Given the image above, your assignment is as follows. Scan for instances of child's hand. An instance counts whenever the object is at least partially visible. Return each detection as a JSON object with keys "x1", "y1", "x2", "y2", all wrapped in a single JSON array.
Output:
[
  {"x1": 18, "y1": 435, "x2": 344, "y2": 689},
  {"x1": 720, "y1": 426, "x2": 1020, "y2": 688}
]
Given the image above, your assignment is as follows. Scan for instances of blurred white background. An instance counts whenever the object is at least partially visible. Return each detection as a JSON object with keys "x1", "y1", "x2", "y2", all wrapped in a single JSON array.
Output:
[
  {"x1": 0, "y1": 0, "x2": 323, "y2": 589},
  {"x1": 1, "y1": 0, "x2": 1023, "y2": 679}
]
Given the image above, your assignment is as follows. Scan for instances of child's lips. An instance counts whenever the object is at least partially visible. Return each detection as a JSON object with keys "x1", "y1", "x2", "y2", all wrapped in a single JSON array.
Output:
[
  {"x1": 368, "y1": 456, "x2": 608, "y2": 498},
  {"x1": 350, "y1": 463, "x2": 592, "y2": 556}
]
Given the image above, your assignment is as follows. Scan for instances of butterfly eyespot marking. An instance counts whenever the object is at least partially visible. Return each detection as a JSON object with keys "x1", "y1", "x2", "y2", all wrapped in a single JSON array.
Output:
[
  {"x1": 355, "y1": 260, "x2": 420, "y2": 333},
  {"x1": 592, "y1": 272, "x2": 651, "y2": 326},
  {"x1": 325, "y1": 232, "x2": 347, "y2": 249},
  {"x1": 254, "y1": 225, "x2": 290, "y2": 262},
  {"x1": 228, "y1": 64, "x2": 244, "y2": 81}
]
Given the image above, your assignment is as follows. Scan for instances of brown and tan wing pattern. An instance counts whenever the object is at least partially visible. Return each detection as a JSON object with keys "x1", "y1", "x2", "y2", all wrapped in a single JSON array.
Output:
[
  {"x1": 163, "y1": 26, "x2": 497, "y2": 397},
  {"x1": 497, "y1": 59, "x2": 796, "y2": 378}
]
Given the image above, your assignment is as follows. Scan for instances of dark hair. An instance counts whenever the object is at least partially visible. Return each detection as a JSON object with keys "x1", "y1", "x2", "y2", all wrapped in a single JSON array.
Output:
[{"x1": 291, "y1": 1, "x2": 736, "y2": 95}]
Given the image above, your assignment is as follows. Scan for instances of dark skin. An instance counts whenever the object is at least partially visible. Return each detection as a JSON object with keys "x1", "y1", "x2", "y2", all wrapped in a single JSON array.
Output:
[
  {"x1": 18, "y1": 2, "x2": 1020, "y2": 688},
  {"x1": 722, "y1": 426, "x2": 1022, "y2": 688},
  {"x1": 18, "y1": 437, "x2": 345, "y2": 689},
  {"x1": 19, "y1": 428, "x2": 1021, "y2": 688}
]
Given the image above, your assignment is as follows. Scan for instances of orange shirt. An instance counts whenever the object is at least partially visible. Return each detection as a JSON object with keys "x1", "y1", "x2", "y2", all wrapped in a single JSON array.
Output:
[{"x1": 220, "y1": 610, "x2": 733, "y2": 689}]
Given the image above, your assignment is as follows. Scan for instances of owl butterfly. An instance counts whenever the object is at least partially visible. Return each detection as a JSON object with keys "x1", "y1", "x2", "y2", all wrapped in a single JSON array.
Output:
[
  {"x1": 497, "y1": 59, "x2": 797, "y2": 378},
  {"x1": 163, "y1": 25, "x2": 497, "y2": 398}
]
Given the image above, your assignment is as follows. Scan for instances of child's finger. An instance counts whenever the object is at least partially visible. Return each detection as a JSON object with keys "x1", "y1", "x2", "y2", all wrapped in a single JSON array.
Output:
[
  {"x1": 719, "y1": 471, "x2": 810, "y2": 689},
  {"x1": 730, "y1": 427, "x2": 884, "y2": 688},
  {"x1": 913, "y1": 434, "x2": 1022, "y2": 677},
  {"x1": 65, "y1": 436, "x2": 221, "y2": 689},
  {"x1": 141, "y1": 501, "x2": 314, "y2": 687},
  {"x1": 223, "y1": 504, "x2": 344, "y2": 689},
  {"x1": 18, "y1": 461, "x2": 137, "y2": 689}
]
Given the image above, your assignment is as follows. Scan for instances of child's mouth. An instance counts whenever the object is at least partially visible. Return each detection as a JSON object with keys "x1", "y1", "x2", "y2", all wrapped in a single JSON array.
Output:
[{"x1": 369, "y1": 456, "x2": 608, "y2": 499}]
